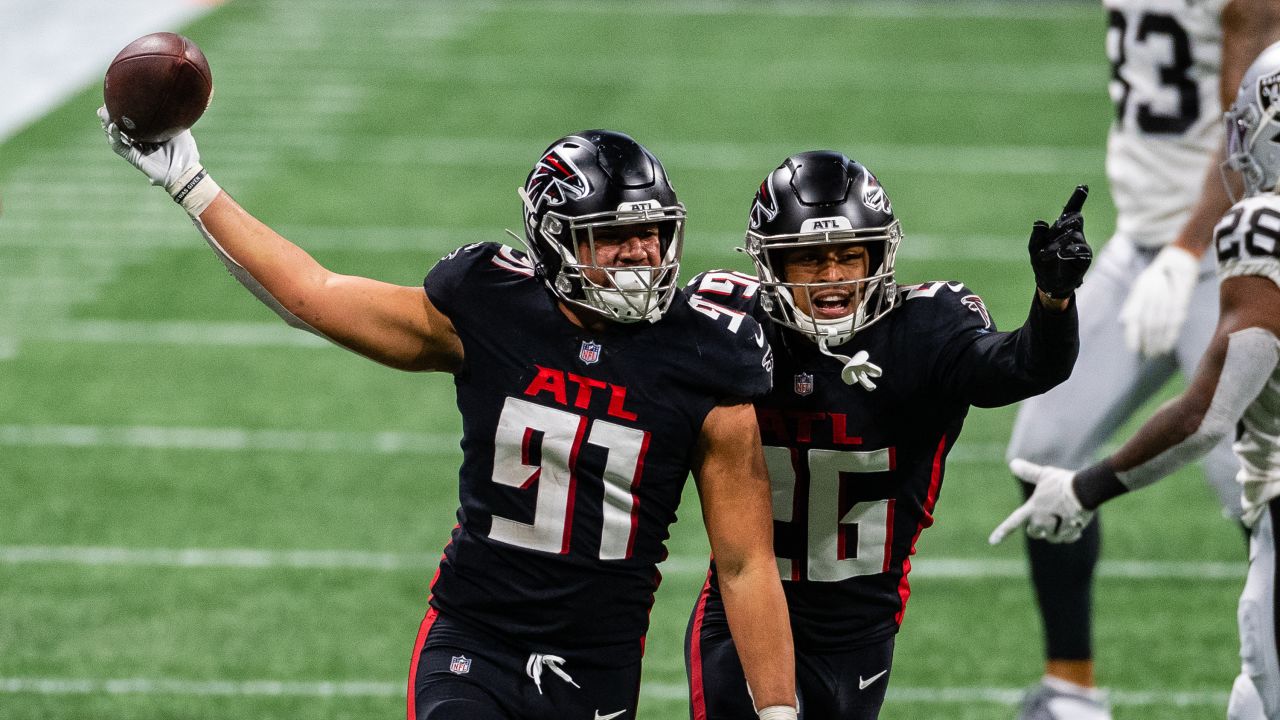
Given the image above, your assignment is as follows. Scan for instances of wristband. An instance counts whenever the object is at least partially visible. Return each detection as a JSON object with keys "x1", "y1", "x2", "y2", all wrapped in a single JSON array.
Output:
[
  {"x1": 166, "y1": 164, "x2": 221, "y2": 217},
  {"x1": 757, "y1": 706, "x2": 798, "y2": 720},
  {"x1": 1071, "y1": 461, "x2": 1128, "y2": 510}
]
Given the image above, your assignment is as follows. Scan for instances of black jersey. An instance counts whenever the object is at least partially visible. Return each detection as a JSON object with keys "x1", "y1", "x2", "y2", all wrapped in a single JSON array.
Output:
[
  {"x1": 687, "y1": 270, "x2": 1078, "y2": 651},
  {"x1": 420, "y1": 244, "x2": 771, "y2": 661}
]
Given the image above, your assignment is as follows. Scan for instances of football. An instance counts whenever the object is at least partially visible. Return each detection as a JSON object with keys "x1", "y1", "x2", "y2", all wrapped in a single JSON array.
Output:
[{"x1": 103, "y1": 32, "x2": 213, "y2": 143}]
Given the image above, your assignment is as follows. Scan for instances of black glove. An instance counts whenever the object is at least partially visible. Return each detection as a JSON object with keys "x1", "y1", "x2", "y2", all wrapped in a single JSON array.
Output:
[{"x1": 1029, "y1": 185, "x2": 1092, "y2": 299}]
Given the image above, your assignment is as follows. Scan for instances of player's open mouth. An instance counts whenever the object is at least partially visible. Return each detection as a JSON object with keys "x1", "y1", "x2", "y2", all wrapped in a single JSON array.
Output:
[{"x1": 809, "y1": 291, "x2": 854, "y2": 319}]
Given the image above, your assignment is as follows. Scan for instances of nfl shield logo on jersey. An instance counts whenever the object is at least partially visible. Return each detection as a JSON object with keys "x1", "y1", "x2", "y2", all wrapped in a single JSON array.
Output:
[
  {"x1": 579, "y1": 340, "x2": 602, "y2": 365},
  {"x1": 449, "y1": 655, "x2": 472, "y2": 675},
  {"x1": 794, "y1": 372, "x2": 814, "y2": 396}
]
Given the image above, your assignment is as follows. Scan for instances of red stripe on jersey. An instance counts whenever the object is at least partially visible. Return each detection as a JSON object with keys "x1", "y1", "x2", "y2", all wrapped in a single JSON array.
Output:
[
  {"x1": 561, "y1": 415, "x2": 589, "y2": 554},
  {"x1": 689, "y1": 567, "x2": 714, "y2": 720},
  {"x1": 625, "y1": 431, "x2": 652, "y2": 558},
  {"x1": 407, "y1": 530, "x2": 455, "y2": 720},
  {"x1": 894, "y1": 435, "x2": 946, "y2": 625},
  {"x1": 405, "y1": 606, "x2": 439, "y2": 720}
]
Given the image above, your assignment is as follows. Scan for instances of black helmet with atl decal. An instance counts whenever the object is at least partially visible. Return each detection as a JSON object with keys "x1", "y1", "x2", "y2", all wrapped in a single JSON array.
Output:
[
  {"x1": 745, "y1": 151, "x2": 902, "y2": 345},
  {"x1": 514, "y1": 130, "x2": 686, "y2": 323}
]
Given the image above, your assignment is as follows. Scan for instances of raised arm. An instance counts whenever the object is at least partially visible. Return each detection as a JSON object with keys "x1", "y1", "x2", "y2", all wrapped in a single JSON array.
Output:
[
  {"x1": 693, "y1": 401, "x2": 796, "y2": 719},
  {"x1": 99, "y1": 109, "x2": 462, "y2": 373},
  {"x1": 946, "y1": 187, "x2": 1089, "y2": 407}
]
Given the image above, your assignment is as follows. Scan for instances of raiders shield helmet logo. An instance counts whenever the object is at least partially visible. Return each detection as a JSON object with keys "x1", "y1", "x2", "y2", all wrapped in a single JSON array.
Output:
[{"x1": 1258, "y1": 69, "x2": 1280, "y2": 113}]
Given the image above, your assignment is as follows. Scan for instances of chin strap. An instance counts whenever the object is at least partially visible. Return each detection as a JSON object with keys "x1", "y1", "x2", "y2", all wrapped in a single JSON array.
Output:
[{"x1": 817, "y1": 332, "x2": 882, "y2": 391}]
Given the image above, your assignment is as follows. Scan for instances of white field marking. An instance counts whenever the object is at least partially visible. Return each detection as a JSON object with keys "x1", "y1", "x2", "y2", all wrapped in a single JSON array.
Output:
[
  {"x1": 514, "y1": 0, "x2": 1096, "y2": 21},
  {"x1": 44, "y1": 138, "x2": 1105, "y2": 176},
  {"x1": 0, "y1": 545, "x2": 1244, "y2": 581},
  {"x1": 0, "y1": 336, "x2": 18, "y2": 360},
  {"x1": 0, "y1": 0, "x2": 213, "y2": 142},
  {"x1": 0, "y1": 425, "x2": 458, "y2": 455},
  {"x1": 24, "y1": 320, "x2": 330, "y2": 349},
  {"x1": 0, "y1": 424, "x2": 1007, "y2": 467},
  {"x1": 202, "y1": 55, "x2": 1100, "y2": 96},
  {"x1": 0, "y1": 676, "x2": 1226, "y2": 708},
  {"x1": 0, "y1": 222, "x2": 1028, "y2": 263}
]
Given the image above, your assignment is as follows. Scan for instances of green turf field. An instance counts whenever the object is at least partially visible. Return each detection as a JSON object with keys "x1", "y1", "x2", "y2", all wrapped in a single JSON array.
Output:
[{"x1": 0, "y1": 2, "x2": 1248, "y2": 718}]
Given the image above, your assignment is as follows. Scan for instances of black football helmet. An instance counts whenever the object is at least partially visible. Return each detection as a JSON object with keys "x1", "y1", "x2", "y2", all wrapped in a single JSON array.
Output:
[
  {"x1": 745, "y1": 151, "x2": 901, "y2": 345},
  {"x1": 515, "y1": 129, "x2": 686, "y2": 323}
]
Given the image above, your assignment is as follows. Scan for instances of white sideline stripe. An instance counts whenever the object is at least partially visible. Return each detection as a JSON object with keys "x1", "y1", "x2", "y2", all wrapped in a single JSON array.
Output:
[
  {"x1": 0, "y1": 423, "x2": 1006, "y2": 465},
  {"x1": 0, "y1": 223, "x2": 1027, "y2": 262},
  {"x1": 0, "y1": 425, "x2": 458, "y2": 455},
  {"x1": 27, "y1": 320, "x2": 330, "y2": 349},
  {"x1": 0, "y1": 546, "x2": 1244, "y2": 581},
  {"x1": 0, "y1": 0, "x2": 212, "y2": 142},
  {"x1": 0, "y1": 676, "x2": 1225, "y2": 707},
  {"x1": 42, "y1": 139, "x2": 1104, "y2": 175}
]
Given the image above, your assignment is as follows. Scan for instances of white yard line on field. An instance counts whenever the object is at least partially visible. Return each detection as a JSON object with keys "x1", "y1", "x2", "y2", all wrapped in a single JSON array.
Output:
[
  {"x1": 0, "y1": 675, "x2": 1226, "y2": 707},
  {"x1": 0, "y1": 422, "x2": 1007, "y2": 465},
  {"x1": 0, "y1": 221, "x2": 1025, "y2": 261},
  {"x1": 0, "y1": 424, "x2": 456, "y2": 455},
  {"x1": 0, "y1": 544, "x2": 1245, "y2": 581}
]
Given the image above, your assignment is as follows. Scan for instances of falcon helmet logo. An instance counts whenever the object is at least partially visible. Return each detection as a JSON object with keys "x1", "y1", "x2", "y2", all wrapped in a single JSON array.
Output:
[
  {"x1": 579, "y1": 340, "x2": 602, "y2": 365},
  {"x1": 449, "y1": 655, "x2": 472, "y2": 675},
  {"x1": 861, "y1": 173, "x2": 892, "y2": 214},
  {"x1": 749, "y1": 176, "x2": 779, "y2": 230},
  {"x1": 794, "y1": 372, "x2": 814, "y2": 396},
  {"x1": 961, "y1": 294, "x2": 991, "y2": 329},
  {"x1": 525, "y1": 144, "x2": 591, "y2": 213},
  {"x1": 1257, "y1": 70, "x2": 1280, "y2": 113}
]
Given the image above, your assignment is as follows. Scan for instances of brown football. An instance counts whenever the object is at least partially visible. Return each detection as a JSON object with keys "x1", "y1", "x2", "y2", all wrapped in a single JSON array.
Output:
[{"x1": 103, "y1": 32, "x2": 213, "y2": 143}]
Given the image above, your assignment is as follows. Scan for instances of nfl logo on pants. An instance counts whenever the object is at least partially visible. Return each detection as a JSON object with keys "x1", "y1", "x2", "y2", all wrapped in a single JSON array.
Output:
[{"x1": 449, "y1": 655, "x2": 471, "y2": 675}]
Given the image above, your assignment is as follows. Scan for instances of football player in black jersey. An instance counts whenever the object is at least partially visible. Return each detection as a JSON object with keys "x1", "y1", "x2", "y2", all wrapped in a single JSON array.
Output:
[
  {"x1": 683, "y1": 151, "x2": 1091, "y2": 720},
  {"x1": 97, "y1": 116, "x2": 799, "y2": 720}
]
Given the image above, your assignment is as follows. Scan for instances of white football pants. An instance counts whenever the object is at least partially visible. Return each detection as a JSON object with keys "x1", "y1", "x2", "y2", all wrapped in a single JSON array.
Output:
[{"x1": 1230, "y1": 502, "x2": 1279, "y2": 719}]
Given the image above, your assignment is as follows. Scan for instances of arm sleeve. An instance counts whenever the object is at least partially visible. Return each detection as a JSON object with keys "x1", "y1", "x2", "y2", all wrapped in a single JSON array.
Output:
[
  {"x1": 937, "y1": 291, "x2": 1080, "y2": 408},
  {"x1": 1112, "y1": 327, "x2": 1279, "y2": 492},
  {"x1": 193, "y1": 216, "x2": 333, "y2": 340}
]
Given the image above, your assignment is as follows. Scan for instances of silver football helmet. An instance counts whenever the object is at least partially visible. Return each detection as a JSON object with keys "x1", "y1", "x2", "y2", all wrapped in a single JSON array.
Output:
[{"x1": 1224, "y1": 41, "x2": 1280, "y2": 199}]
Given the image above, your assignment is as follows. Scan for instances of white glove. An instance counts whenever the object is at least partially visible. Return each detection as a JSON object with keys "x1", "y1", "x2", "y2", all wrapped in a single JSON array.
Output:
[
  {"x1": 97, "y1": 106, "x2": 219, "y2": 216},
  {"x1": 840, "y1": 349, "x2": 883, "y2": 391},
  {"x1": 1119, "y1": 245, "x2": 1199, "y2": 359},
  {"x1": 988, "y1": 459, "x2": 1095, "y2": 545}
]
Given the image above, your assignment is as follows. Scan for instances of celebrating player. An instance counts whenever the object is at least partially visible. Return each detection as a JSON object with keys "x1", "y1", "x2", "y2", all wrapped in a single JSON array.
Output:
[
  {"x1": 993, "y1": 41, "x2": 1280, "y2": 719},
  {"x1": 683, "y1": 151, "x2": 1090, "y2": 719},
  {"x1": 1004, "y1": 3, "x2": 1280, "y2": 716},
  {"x1": 96, "y1": 117, "x2": 799, "y2": 720}
]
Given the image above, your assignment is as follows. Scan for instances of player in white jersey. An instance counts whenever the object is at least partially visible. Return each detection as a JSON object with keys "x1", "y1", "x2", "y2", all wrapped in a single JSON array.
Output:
[
  {"x1": 1005, "y1": 2, "x2": 1280, "y2": 717},
  {"x1": 995, "y1": 40, "x2": 1280, "y2": 720}
]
